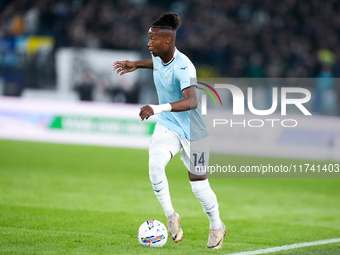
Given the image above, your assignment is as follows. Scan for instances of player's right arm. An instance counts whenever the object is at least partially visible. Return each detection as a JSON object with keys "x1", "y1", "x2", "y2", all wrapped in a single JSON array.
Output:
[{"x1": 113, "y1": 59, "x2": 153, "y2": 76}]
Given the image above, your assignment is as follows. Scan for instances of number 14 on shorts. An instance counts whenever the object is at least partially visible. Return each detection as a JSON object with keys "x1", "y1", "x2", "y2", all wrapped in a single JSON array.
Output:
[{"x1": 193, "y1": 153, "x2": 205, "y2": 166}]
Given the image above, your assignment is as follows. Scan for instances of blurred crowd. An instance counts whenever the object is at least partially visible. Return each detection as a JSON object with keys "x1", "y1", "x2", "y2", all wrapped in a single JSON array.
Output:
[
  {"x1": 1, "y1": 0, "x2": 340, "y2": 78},
  {"x1": 0, "y1": 0, "x2": 339, "y2": 114}
]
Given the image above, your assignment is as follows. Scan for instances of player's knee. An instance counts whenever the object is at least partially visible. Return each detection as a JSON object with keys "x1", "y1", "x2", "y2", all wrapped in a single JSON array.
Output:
[
  {"x1": 190, "y1": 179, "x2": 209, "y2": 196},
  {"x1": 149, "y1": 159, "x2": 163, "y2": 176},
  {"x1": 149, "y1": 152, "x2": 169, "y2": 178}
]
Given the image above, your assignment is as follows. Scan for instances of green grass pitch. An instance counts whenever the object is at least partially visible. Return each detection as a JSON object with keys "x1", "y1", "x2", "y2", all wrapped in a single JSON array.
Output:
[{"x1": 0, "y1": 139, "x2": 339, "y2": 255}]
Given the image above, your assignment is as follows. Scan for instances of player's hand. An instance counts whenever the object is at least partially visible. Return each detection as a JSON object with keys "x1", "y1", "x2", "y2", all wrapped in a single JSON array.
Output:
[
  {"x1": 113, "y1": 61, "x2": 137, "y2": 75},
  {"x1": 139, "y1": 105, "x2": 154, "y2": 121}
]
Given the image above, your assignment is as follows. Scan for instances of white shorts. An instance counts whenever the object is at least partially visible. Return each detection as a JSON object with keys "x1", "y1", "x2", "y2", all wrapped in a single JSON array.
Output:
[{"x1": 149, "y1": 124, "x2": 210, "y2": 175}]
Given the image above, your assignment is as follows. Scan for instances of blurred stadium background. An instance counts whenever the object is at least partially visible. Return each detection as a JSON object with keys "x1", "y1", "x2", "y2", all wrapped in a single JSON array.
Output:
[
  {"x1": 0, "y1": 0, "x2": 339, "y2": 158},
  {"x1": 1, "y1": 1, "x2": 340, "y2": 254},
  {"x1": 0, "y1": 0, "x2": 339, "y2": 113}
]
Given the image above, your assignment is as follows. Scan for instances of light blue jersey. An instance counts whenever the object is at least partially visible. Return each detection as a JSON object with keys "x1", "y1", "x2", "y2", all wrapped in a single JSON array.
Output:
[{"x1": 151, "y1": 48, "x2": 208, "y2": 141}]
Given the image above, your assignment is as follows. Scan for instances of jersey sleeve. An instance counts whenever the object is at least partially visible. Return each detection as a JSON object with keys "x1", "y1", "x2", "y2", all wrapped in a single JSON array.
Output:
[{"x1": 175, "y1": 63, "x2": 197, "y2": 91}]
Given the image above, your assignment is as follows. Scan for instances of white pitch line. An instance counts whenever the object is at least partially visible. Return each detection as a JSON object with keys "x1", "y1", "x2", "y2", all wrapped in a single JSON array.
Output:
[{"x1": 227, "y1": 238, "x2": 340, "y2": 255}]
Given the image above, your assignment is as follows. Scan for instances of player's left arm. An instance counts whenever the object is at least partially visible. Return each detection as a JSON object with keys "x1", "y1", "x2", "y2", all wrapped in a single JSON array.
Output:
[
  {"x1": 139, "y1": 86, "x2": 197, "y2": 121},
  {"x1": 170, "y1": 86, "x2": 198, "y2": 111}
]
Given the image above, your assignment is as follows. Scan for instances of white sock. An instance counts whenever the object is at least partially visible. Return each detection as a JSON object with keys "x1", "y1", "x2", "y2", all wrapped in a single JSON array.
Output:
[
  {"x1": 190, "y1": 179, "x2": 222, "y2": 229},
  {"x1": 149, "y1": 154, "x2": 174, "y2": 217}
]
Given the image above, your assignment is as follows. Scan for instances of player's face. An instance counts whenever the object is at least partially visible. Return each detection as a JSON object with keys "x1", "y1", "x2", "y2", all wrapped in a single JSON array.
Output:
[{"x1": 147, "y1": 28, "x2": 168, "y2": 57}]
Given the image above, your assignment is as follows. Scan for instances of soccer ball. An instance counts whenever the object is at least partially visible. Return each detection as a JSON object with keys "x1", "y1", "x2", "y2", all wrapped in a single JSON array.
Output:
[{"x1": 137, "y1": 219, "x2": 168, "y2": 247}]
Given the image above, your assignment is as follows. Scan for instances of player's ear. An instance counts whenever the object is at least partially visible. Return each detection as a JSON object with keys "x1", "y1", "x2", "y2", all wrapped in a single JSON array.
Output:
[{"x1": 166, "y1": 35, "x2": 172, "y2": 44}]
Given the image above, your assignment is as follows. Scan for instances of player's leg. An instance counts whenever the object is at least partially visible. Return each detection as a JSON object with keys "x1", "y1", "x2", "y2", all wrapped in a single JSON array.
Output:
[
  {"x1": 188, "y1": 172, "x2": 226, "y2": 249},
  {"x1": 149, "y1": 125, "x2": 180, "y2": 217},
  {"x1": 188, "y1": 172, "x2": 222, "y2": 230},
  {"x1": 181, "y1": 137, "x2": 226, "y2": 249},
  {"x1": 149, "y1": 125, "x2": 183, "y2": 242}
]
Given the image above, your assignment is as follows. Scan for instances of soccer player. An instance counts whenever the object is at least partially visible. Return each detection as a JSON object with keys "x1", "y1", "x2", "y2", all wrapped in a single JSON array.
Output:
[{"x1": 113, "y1": 12, "x2": 226, "y2": 249}]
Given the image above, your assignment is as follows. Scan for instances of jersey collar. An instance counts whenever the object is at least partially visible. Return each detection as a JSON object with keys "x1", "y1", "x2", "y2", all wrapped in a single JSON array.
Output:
[{"x1": 161, "y1": 48, "x2": 178, "y2": 66}]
